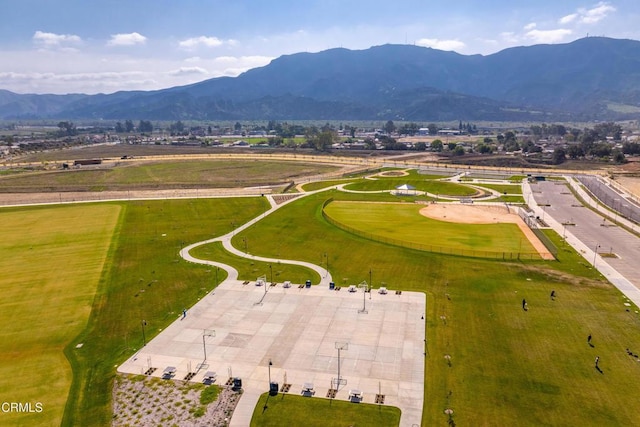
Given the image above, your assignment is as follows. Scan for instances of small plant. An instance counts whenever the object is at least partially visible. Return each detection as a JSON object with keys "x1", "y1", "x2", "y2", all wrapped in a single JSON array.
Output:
[
  {"x1": 193, "y1": 406, "x2": 206, "y2": 418},
  {"x1": 200, "y1": 385, "x2": 221, "y2": 405}
]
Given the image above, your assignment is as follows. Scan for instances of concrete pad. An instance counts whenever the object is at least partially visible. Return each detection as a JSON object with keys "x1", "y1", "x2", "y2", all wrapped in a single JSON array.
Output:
[{"x1": 118, "y1": 280, "x2": 426, "y2": 427}]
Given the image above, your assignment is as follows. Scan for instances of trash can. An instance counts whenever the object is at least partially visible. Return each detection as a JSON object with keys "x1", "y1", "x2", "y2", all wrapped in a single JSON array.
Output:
[
  {"x1": 305, "y1": 280, "x2": 311, "y2": 288},
  {"x1": 269, "y1": 382, "x2": 279, "y2": 395},
  {"x1": 329, "y1": 282, "x2": 335, "y2": 290},
  {"x1": 232, "y1": 377, "x2": 242, "y2": 390}
]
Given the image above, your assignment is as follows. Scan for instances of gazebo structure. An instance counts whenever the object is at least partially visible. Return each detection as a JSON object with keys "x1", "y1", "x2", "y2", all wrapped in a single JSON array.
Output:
[{"x1": 394, "y1": 183, "x2": 417, "y2": 196}]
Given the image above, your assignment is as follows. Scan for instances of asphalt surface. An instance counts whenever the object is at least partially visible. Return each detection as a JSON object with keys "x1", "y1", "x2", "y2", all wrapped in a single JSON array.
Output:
[{"x1": 525, "y1": 178, "x2": 640, "y2": 308}]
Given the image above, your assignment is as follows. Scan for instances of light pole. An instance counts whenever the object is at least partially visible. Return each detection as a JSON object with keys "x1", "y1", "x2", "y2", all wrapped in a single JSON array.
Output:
[
  {"x1": 269, "y1": 264, "x2": 273, "y2": 283},
  {"x1": 324, "y1": 253, "x2": 329, "y2": 278},
  {"x1": 369, "y1": 268, "x2": 372, "y2": 300},
  {"x1": 593, "y1": 244, "x2": 600, "y2": 268},
  {"x1": 268, "y1": 359, "x2": 272, "y2": 387},
  {"x1": 202, "y1": 330, "x2": 215, "y2": 362},
  {"x1": 141, "y1": 320, "x2": 147, "y2": 347}
]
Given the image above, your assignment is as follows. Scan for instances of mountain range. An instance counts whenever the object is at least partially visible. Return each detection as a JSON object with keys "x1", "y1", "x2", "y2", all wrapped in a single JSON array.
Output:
[{"x1": 2, "y1": 36, "x2": 640, "y2": 122}]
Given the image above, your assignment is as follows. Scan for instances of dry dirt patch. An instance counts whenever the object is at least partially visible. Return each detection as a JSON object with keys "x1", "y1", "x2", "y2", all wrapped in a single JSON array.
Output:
[
  {"x1": 112, "y1": 374, "x2": 241, "y2": 426},
  {"x1": 419, "y1": 203, "x2": 555, "y2": 260}
]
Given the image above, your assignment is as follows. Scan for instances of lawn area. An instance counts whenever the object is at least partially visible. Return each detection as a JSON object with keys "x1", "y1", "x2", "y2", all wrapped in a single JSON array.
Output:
[
  {"x1": 233, "y1": 190, "x2": 640, "y2": 425},
  {"x1": 251, "y1": 393, "x2": 401, "y2": 427},
  {"x1": 323, "y1": 200, "x2": 537, "y2": 257},
  {"x1": 62, "y1": 197, "x2": 268, "y2": 426},
  {"x1": 5, "y1": 182, "x2": 640, "y2": 426},
  {"x1": 189, "y1": 241, "x2": 320, "y2": 285},
  {"x1": 344, "y1": 177, "x2": 478, "y2": 196},
  {"x1": 0, "y1": 203, "x2": 121, "y2": 427},
  {"x1": 0, "y1": 160, "x2": 338, "y2": 192},
  {"x1": 300, "y1": 178, "x2": 356, "y2": 192},
  {"x1": 474, "y1": 182, "x2": 524, "y2": 195}
]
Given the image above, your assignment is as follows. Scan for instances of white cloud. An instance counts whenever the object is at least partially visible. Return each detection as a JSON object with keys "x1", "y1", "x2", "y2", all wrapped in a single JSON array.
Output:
[
  {"x1": 168, "y1": 67, "x2": 208, "y2": 76},
  {"x1": 415, "y1": 38, "x2": 466, "y2": 51},
  {"x1": 500, "y1": 32, "x2": 520, "y2": 44},
  {"x1": 178, "y1": 36, "x2": 238, "y2": 50},
  {"x1": 559, "y1": 13, "x2": 578, "y2": 24},
  {"x1": 179, "y1": 36, "x2": 223, "y2": 49},
  {"x1": 525, "y1": 28, "x2": 573, "y2": 44},
  {"x1": 580, "y1": 2, "x2": 616, "y2": 24},
  {"x1": 524, "y1": 23, "x2": 537, "y2": 31},
  {"x1": 33, "y1": 31, "x2": 81, "y2": 46},
  {"x1": 107, "y1": 32, "x2": 147, "y2": 46},
  {"x1": 560, "y1": 2, "x2": 616, "y2": 26}
]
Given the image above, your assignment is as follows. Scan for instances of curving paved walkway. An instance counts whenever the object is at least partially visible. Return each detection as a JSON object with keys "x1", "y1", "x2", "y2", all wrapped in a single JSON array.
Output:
[{"x1": 180, "y1": 192, "x2": 333, "y2": 286}]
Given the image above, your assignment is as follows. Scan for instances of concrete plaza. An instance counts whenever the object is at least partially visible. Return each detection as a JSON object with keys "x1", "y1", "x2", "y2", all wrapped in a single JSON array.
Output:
[{"x1": 118, "y1": 280, "x2": 426, "y2": 426}]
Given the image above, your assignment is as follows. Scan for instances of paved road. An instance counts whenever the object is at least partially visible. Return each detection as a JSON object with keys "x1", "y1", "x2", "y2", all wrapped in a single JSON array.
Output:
[{"x1": 524, "y1": 178, "x2": 640, "y2": 308}]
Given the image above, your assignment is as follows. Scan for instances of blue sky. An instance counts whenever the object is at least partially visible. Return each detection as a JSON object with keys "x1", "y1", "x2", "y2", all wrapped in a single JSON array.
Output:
[{"x1": 0, "y1": 0, "x2": 637, "y2": 94}]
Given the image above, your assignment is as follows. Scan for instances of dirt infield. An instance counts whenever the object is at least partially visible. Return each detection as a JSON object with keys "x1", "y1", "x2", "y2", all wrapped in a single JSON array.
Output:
[{"x1": 419, "y1": 203, "x2": 555, "y2": 260}]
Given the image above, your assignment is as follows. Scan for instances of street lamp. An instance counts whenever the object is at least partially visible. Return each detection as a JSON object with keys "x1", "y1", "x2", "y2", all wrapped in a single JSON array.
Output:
[
  {"x1": 202, "y1": 330, "x2": 215, "y2": 362},
  {"x1": 141, "y1": 320, "x2": 147, "y2": 346},
  {"x1": 269, "y1": 264, "x2": 273, "y2": 283},
  {"x1": 268, "y1": 359, "x2": 272, "y2": 386},
  {"x1": 593, "y1": 244, "x2": 601, "y2": 268},
  {"x1": 324, "y1": 253, "x2": 329, "y2": 278}
]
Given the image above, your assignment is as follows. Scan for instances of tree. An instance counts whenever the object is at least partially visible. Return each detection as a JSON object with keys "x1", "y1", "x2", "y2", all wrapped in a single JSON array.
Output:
[
  {"x1": 115, "y1": 122, "x2": 125, "y2": 133},
  {"x1": 169, "y1": 121, "x2": 185, "y2": 135},
  {"x1": 613, "y1": 151, "x2": 627, "y2": 164},
  {"x1": 138, "y1": 120, "x2": 153, "y2": 133},
  {"x1": 552, "y1": 148, "x2": 566, "y2": 165},
  {"x1": 234, "y1": 122, "x2": 242, "y2": 133},
  {"x1": 452, "y1": 145, "x2": 465, "y2": 156},
  {"x1": 364, "y1": 137, "x2": 376, "y2": 150},
  {"x1": 566, "y1": 144, "x2": 584, "y2": 159},
  {"x1": 414, "y1": 141, "x2": 427, "y2": 151},
  {"x1": 430, "y1": 139, "x2": 443, "y2": 152},
  {"x1": 427, "y1": 123, "x2": 438, "y2": 135},
  {"x1": 314, "y1": 130, "x2": 335, "y2": 151},
  {"x1": 383, "y1": 120, "x2": 396, "y2": 135},
  {"x1": 399, "y1": 122, "x2": 419, "y2": 136},
  {"x1": 447, "y1": 142, "x2": 457, "y2": 151},
  {"x1": 57, "y1": 121, "x2": 77, "y2": 136},
  {"x1": 124, "y1": 120, "x2": 134, "y2": 133},
  {"x1": 476, "y1": 143, "x2": 493, "y2": 154}
]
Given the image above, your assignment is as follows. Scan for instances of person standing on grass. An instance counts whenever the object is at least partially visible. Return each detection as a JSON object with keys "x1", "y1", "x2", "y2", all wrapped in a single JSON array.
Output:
[{"x1": 522, "y1": 298, "x2": 527, "y2": 311}]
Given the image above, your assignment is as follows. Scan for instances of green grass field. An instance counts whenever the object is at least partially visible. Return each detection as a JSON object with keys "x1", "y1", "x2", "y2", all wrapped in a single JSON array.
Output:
[
  {"x1": 189, "y1": 241, "x2": 320, "y2": 284},
  {"x1": 0, "y1": 204, "x2": 121, "y2": 426},
  {"x1": 231, "y1": 191, "x2": 640, "y2": 425},
  {"x1": 3, "y1": 174, "x2": 640, "y2": 426},
  {"x1": 251, "y1": 393, "x2": 401, "y2": 426},
  {"x1": 62, "y1": 197, "x2": 269, "y2": 426},
  {"x1": 344, "y1": 177, "x2": 478, "y2": 196},
  {"x1": 474, "y1": 182, "x2": 524, "y2": 195},
  {"x1": 0, "y1": 160, "x2": 338, "y2": 192},
  {"x1": 323, "y1": 200, "x2": 538, "y2": 257}
]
